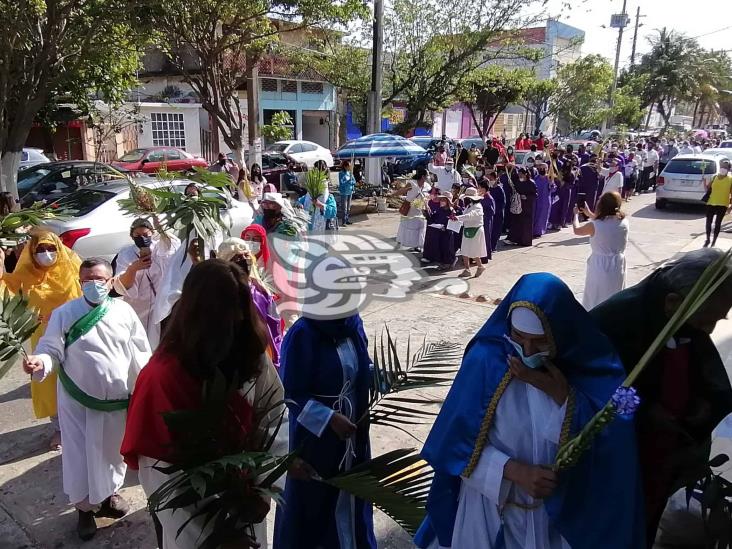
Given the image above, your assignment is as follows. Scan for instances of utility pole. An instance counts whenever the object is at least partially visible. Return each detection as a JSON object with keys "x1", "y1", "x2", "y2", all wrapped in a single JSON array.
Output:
[
  {"x1": 366, "y1": 0, "x2": 384, "y2": 183},
  {"x1": 246, "y1": 52, "x2": 262, "y2": 170},
  {"x1": 601, "y1": 0, "x2": 629, "y2": 133},
  {"x1": 630, "y1": 6, "x2": 645, "y2": 66}
]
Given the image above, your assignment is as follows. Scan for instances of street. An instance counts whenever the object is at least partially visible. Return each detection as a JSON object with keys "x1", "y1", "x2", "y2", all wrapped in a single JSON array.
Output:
[{"x1": 1, "y1": 193, "x2": 731, "y2": 548}]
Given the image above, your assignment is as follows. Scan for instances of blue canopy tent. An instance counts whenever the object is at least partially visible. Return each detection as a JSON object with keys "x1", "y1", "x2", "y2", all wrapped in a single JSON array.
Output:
[{"x1": 334, "y1": 133, "x2": 425, "y2": 159}]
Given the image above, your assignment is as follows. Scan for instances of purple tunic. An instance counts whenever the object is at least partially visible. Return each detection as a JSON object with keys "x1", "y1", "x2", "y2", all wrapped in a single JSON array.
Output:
[
  {"x1": 564, "y1": 172, "x2": 578, "y2": 225},
  {"x1": 480, "y1": 192, "x2": 495, "y2": 261},
  {"x1": 251, "y1": 284, "x2": 282, "y2": 368},
  {"x1": 549, "y1": 179, "x2": 571, "y2": 228},
  {"x1": 489, "y1": 184, "x2": 506, "y2": 252},
  {"x1": 533, "y1": 174, "x2": 552, "y2": 237},
  {"x1": 423, "y1": 204, "x2": 457, "y2": 265},
  {"x1": 578, "y1": 164, "x2": 601, "y2": 209}
]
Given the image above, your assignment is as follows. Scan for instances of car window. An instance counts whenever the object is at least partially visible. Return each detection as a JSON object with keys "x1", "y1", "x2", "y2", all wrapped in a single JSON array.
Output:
[
  {"x1": 147, "y1": 150, "x2": 165, "y2": 162},
  {"x1": 166, "y1": 149, "x2": 182, "y2": 160},
  {"x1": 261, "y1": 156, "x2": 273, "y2": 169},
  {"x1": 17, "y1": 167, "x2": 53, "y2": 192},
  {"x1": 301, "y1": 143, "x2": 318, "y2": 152},
  {"x1": 514, "y1": 152, "x2": 528, "y2": 164},
  {"x1": 664, "y1": 159, "x2": 718, "y2": 175},
  {"x1": 269, "y1": 153, "x2": 288, "y2": 166},
  {"x1": 721, "y1": 142, "x2": 732, "y2": 149},
  {"x1": 269, "y1": 143, "x2": 289, "y2": 153},
  {"x1": 53, "y1": 189, "x2": 116, "y2": 217},
  {"x1": 289, "y1": 143, "x2": 304, "y2": 154},
  {"x1": 21, "y1": 151, "x2": 29, "y2": 161},
  {"x1": 119, "y1": 149, "x2": 146, "y2": 162}
]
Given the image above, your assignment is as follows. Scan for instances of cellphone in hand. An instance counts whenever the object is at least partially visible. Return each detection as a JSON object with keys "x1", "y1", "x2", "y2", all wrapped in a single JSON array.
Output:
[
  {"x1": 139, "y1": 246, "x2": 151, "y2": 259},
  {"x1": 576, "y1": 193, "x2": 588, "y2": 221}
]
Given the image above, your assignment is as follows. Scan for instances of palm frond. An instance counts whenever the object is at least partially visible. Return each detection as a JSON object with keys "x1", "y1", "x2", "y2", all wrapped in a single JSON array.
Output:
[
  {"x1": 0, "y1": 205, "x2": 69, "y2": 244},
  {"x1": 364, "y1": 327, "x2": 461, "y2": 430},
  {"x1": 0, "y1": 288, "x2": 40, "y2": 381},
  {"x1": 324, "y1": 448, "x2": 432, "y2": 535},
  {"x1": 304, "y1": 169, "x2": 328, "y2": 199}
]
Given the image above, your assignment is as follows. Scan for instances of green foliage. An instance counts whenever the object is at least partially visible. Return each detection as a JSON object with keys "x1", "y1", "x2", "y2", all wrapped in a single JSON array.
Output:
[
  {"x1": 364, "y1": 328, "x2": 461, "y2": 439},
  {"x1": 324, "y1": 448, "x2": 432, "y2": 535},
  {"x1": 458, "y1": 66, "x2": 533, "y2": 138},
  {"x1": 522, "y1": 78, "x2": 559, "y2": 135},
  {"x1": 0, "y1": 204, "x2": 69, "y2": 243},
  {"x1": 261, "y1": 111, "x2": 294, "y2": 143},
  {"x1": 552, "y1": 54, "x2": 614, "y2": 132},
  {"x1": 612, "y1": 89, "x2": 645, "y2": 129},
  {"x1": 0, "y1": 289, "x2": 40, "y2": 381},
  {"x1": 303, "y1": 169, "x2": 328, "y2": 200}
]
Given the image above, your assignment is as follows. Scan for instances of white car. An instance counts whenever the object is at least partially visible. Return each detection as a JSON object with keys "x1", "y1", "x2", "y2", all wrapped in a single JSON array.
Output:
[
  {"x1": 717, "y1": 140, "x2": 732, "y2": 149},
  {"x1": 656, "y1": 154, "x2": 725, "y2": 209},
  {"x1": 268, "y1": 140, "x2": 334, "y2": 169},
  {"x1": 41, "y1": 178, "x2": 254, "y2": 260},
  {"x1": 19, "y1": 148, "x2": 50, "y2": 171}
]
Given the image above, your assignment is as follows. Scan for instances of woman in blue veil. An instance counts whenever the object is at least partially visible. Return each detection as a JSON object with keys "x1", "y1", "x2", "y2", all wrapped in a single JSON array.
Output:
[{"x1": 414, "y1": 272, "x2": 644, "y2": 549}]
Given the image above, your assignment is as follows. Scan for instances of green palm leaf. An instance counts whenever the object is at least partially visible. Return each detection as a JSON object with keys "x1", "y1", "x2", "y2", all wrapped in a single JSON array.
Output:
[
  {"x1": 364, "y1": 327, "x2": 461, "y2": 432},
  {"x1": 324, "y1": 448, "x2": 432, "y2": 535},
  {"x1": 0, "y1": 288, "x2": 40, "y2": 381}
]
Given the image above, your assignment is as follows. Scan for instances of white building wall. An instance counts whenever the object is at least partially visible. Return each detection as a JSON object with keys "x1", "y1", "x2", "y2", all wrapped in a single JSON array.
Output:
[{"x1": 135, "y1": 103, "x2": 203, "y2": 157}]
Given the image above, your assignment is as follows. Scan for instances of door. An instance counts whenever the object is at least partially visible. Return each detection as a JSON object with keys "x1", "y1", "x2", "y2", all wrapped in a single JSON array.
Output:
[
  {"x1": 143, "y1": 149, "x2": 166, "y2": 173},
  {"x1": 165, "y1": 148, "x2": 188, "y2": 172},
  {"x1": 300, "y1": 143, "x2": 320, "y2": 167}
]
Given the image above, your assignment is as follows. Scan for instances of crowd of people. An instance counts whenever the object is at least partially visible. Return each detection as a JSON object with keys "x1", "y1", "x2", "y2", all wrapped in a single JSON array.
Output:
[{"x1": 0, "y1": 130, "x2": 731, "y2": 549}]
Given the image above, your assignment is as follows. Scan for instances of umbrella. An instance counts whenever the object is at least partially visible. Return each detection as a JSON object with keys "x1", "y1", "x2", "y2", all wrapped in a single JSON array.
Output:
[
  {"x1": 693, "y1": 129, "x2": 708, "y2": 139},
  {"x1": 334, "y1": 133, "x2": 426, "y2": 159}
]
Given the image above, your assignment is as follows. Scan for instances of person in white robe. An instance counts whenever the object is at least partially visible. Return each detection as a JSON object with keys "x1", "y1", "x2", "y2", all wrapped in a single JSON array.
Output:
[
  {"x1": 23, "y1": 257, "x2": 151, "y2": 541},
  {"x1": 395, "y1": 168, "x2": 430, "y2": 250},
  {"x1": 113, "y1": 218, "x2": 180, "y2": 348},
  {"x1": 456, "y1": 187, "x2": 487, "y2": 278},
  {"x1": 429, "y1": 158, "x2": 462, "y2": 192}
]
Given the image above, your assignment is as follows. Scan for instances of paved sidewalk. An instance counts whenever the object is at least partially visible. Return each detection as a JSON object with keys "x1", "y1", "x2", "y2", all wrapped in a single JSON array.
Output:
[{"x1": 0, "y1": 193, "x2": 728, "y2": 548}]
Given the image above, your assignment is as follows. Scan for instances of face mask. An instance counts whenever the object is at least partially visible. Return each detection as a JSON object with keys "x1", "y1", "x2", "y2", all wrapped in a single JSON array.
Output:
[
  {"x1": 218, "y1": 159, "x2": 226, "y2": 166},
  {"x1": 133, "y1": 235, "x2": 152, "y2": 249},
  {"x1": 34, "y1": 251, "x2": 57, "y2": 267},
  {"x1": 445, "y1": 166, "x2": 453, "y2": 172},
  {"x1": 538, "y1": 169, "x2": 547, "y2": 175},
  {"x1": 82, "y1": 280, "x2": 110, "y2": 304},
  {"x1": 720, "y1": 168, "x2": 729, "y2": 176},
  {"x1": 247, "y1": 241, "x2": 261, "y2": 255},
  {"x1": 262, "y1": 209, "x2": 279, "y2": 221},
  {"x1": 610, "y1": 167, "x2": 619, "y2": 173},
  {"x1": 505, "y1": 335, "x2": 550, "y2": 369},
  {"x1": 476, "y1": 170, "x2": 483, "y2": 177}
]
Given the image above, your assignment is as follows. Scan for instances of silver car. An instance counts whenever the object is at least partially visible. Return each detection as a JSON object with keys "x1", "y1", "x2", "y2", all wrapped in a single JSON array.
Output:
[
  {"x1": 656, "y1": 154, "x2": 725, "y2": 209},
  {"x1": 41, "y1": 178, "x2": 254, "y2": 260},
  {"x1": 19, "y1": 148, "x2": 50, "y2": 171}
]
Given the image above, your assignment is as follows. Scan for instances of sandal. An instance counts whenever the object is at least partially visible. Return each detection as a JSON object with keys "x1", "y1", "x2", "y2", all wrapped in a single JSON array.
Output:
[
  {"x1": 50, "y1": 430, "x2": 62, "y2": 451},
  {"x1": 475, "y1": 267, "x2": 486, "y2": 277},
  {"x1": 459, "y1": 269, "x2": 472, "y2": 278}
]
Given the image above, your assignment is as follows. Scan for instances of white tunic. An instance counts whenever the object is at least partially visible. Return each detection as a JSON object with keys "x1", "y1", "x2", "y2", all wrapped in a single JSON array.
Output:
[
  {"x1": 137, "y1": 355, "x2": 288, "y2": 549},
  {"x1": 456, "y1": 202, "x2": 487, "y2": 259},
  {"x1": 114, "y1": 235, "x2": 180, "y2": 348},
  {"x1": 34, "y1": 298, "x2": 152, "y2": 505},
  {"x1": 428, "y1": 164, "x2": 462, "y2": 192},
  {"x1": 430, "y1": 380, "x2": 570, "y2": 549},
  {"x1": 396, "y1": 182, "x2": 429, "y2": 248},
  {"x1": 582, "y1": 217, "x2": 629, "y2": 310}
]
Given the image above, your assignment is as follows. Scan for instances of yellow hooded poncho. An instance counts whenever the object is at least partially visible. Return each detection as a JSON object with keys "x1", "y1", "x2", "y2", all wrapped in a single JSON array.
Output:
[{"x1": 4, "y1": 229, "x2": 82, "y2": 418}]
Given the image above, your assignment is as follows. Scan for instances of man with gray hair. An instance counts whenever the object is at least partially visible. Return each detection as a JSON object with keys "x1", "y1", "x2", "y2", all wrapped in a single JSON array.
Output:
[
  {"x1": 23, "y1": 258, "x2": 151, "y2": 541},
  {"x1": 591, "y1": 248, "x2": 732, "y2": 546}
]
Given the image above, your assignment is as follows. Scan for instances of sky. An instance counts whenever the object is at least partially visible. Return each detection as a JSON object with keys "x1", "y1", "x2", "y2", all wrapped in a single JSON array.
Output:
[{"x1": 545, "y1": 0, "x2": 732, "y2": 69}]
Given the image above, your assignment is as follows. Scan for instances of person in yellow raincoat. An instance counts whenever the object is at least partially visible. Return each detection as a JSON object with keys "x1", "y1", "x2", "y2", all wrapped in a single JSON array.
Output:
[{"x1": 0, "y1": 228, "x2": 82, "y2": 449}]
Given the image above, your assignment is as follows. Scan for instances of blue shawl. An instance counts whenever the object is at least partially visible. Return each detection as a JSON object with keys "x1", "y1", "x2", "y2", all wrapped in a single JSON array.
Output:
[{"x1": 414, "y1": 273, "x2": 645, "y2": 549}]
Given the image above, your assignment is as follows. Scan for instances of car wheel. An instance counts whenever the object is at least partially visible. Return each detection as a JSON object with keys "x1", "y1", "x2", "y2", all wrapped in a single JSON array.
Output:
[{"x1": 655, "y1": 199, "x2": 668, "y2": 210}]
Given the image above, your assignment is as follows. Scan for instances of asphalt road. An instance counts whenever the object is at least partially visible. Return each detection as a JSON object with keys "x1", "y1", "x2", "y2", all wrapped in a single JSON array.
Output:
[{"x1": 0, "y1": 192, "x2": 729, "y2": 548}]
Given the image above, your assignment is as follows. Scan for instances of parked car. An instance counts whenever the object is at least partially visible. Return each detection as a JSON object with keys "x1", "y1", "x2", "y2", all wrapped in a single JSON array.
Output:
[
  {"x1": 227, "y1": 151, "x2": 306, "y2": 187},
  {"x1": 409, "y1": 136, "x2": 457, "y2": 156},
  {"x1": 718, "y1": 140, "x2": 732, "y2": 149},
  {"x1": 458, "y1": 137, "x2": 487, "y2": 152},
  {"x1": 112, "y1": 147, "x2": 208, "y2": 174},
  {"x1": 41, "y1": 178, "x2": 254, "y2": 260},
  {"x1": 19, "y1": 148, "x2": 50, "y2": 171},
  {"x1": 17, "y1": 161, "x2": 124, "y2": 208},
  {"x1": 267, "y1": 140, "x2": 333, "y2": 169},
  {"x1": 655, "y1": 154, "x2": 725, "y2": 209},
  {"x1": 391, "y1": 145, "x2": 431, "y2": 176}
]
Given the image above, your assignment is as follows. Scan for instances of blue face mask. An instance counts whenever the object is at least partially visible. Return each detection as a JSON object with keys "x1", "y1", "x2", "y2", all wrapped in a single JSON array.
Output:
[
  {"x1": 505, "y1": 334, "x2": 550, "y2": 369},
  {"x1": 82, "y1": 280, "x2": 110, "y2": 304}
]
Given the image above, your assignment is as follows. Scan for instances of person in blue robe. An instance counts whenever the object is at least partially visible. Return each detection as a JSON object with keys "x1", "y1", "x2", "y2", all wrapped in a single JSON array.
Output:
[
  {"x1": 533, "y1": 162, "x2": 553, "y2": 238},
  {"x1": 274, "y1": 314, "x2": 377, "y2": 549},
  {"x1": 413, "y1": 272, "x2": 645, "y2": 549},
  {"x1": 423, "y1": 193, "x2": 457, "y2": 269},
  {"x1": 487, "y1": 173, "x2": 505, "y2": 252},
  {"x1": 578, "y1": 156, "x2": 601, "y2": 209}
]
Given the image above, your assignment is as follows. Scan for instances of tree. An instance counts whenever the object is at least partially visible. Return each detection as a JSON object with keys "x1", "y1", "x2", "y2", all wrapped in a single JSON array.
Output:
[
  {"x1": 611, "y1": 89, "x2": 645, "y2": 129},
  {"x1": 260, "y1": 110, "x2": 294, "y2": 144},
  {"x1": 552, "y1": 54, "x2": 614, "y2": 133},
  {"x1": 0, "y1": 0, "x2": 148, "y2": 203},
  {"x1": 140, "y1": 0, "x2": 364, "y2": 167},
  {"x1": 382, "y1": 0, "x2": 548, "y2": 133},
  {"x1": 87, "y1": 102, "x2": 147, "y2": 163},
  {"x1": 521, "y1": 78, "x2": 558, "y2": 135},
  {"x1": 457, "y1": 66, "x2": 532, "y2": 139}
]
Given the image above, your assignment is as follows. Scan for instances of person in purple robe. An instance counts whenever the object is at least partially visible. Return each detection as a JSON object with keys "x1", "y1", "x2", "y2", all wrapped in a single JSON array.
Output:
[
  {"x1": 422, "y1": 192, "x2": 457, "y2": 271},
  {"x1": 549, "y1": 163, "x2": 572, "y2": 230},
  {"x1": 506, "y1": 167, "x2": 537, "y2": 247},
  {"x1": 578, "y1": 155, "x2": 601, "y2": 210},
  {"x1": 563, "y1": 163, "x2": 579, "y2": 226},
  {"x1": 487, "y1": 171, "x2": 505, "y2": 252},
  {"x1": 500, "y1": 165, "x2": 518, "y2": 233},
  {"x1": 477, "y1": 179, "x2": 494, "y2": 262},
  {"x1": 532, "y1": 161, "x2": 552, "y2": 238},
  {"x1": 578, "y1": 143, "x2": 591, "y2": 166}
]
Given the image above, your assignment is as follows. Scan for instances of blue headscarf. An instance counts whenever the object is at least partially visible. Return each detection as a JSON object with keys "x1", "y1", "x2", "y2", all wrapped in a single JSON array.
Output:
[{"x1": 415, "y1": 273, "x2": 644, "y2": 549}]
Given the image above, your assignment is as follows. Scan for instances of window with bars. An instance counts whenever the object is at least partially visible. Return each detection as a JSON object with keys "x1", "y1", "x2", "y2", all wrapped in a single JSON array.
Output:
[
  {"x1": 261, "y1": 78, "x2": 278, "y2": 92},
  {"x1": 301, "y1": 81, "x2": 324, "y2": 94},
  {"x1": 150, "y1": 112, "x2": 186, "y2": 148},
  {"x1": 281, "y1": 80, "x2": 297, "y2": 93}
]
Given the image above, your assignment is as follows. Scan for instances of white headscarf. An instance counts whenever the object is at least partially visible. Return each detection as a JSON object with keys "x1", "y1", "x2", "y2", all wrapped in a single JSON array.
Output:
[{"x1": 510, "y1": 306, "x2": 544, "y2": 335}]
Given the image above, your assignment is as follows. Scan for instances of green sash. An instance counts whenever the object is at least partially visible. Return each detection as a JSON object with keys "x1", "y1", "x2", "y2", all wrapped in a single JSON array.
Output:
[
  {"x1": 59, "y1": 299, "x2": 129, "y2": 412},
  {"x1": 463, "y1": 227, "x2": 479, "y2": 238}
]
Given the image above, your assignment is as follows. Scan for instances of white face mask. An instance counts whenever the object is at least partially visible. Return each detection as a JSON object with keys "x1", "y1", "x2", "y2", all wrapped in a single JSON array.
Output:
[
  {"x1": 720, "y1": 168, "x2": 729, "y2": 177},
  {"x1": 445, "y1": 165, "x2": 453, "y2": 172},
  {"x1": 247, "y1": 241, "x2": 261, "y2": 255},
  {"x1": 34, "y1": 251, "x2": 57, "y2": 267}
]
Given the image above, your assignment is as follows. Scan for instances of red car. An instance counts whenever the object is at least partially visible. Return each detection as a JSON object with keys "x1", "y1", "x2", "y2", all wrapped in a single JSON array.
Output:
[{"x1": 112, "y1": 147, "x2": 208, "y2": 174}]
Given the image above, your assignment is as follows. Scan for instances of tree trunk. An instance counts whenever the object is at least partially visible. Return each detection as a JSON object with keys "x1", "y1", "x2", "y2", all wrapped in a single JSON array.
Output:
[
  {"x1": 692, "y1": 100, "x2": 700, "y2": 128},
  {"x1": 0, "y1": 152, "x2": 21, "y2": 210},
  {"x1": 644, "y1": 102, "x2": 655, "y2": 130},
  {"x1": 467, "y1": 105, "x2": 483, "y2": 139}
]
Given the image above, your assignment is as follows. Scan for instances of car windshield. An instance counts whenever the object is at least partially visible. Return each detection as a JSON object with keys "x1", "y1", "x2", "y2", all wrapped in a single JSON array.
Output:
[
  {"x1": 664, "y1": 159, "x2": 718, "y2": 175},
  {"x1": 17, "y1": 167, "x2": 52, "y2": 192},
  {"x1": 119, "y1": 149, "x2": 146, "y2": 162},
  {"x1": 268, "y1": 143, "x2": 289, "y2": 153},
  {"x1": 53, "y1": 189, "x2": 115, "y2": 217},
  {"x1": 514, "y1": 151, "x2": 528, "y2": 163}
]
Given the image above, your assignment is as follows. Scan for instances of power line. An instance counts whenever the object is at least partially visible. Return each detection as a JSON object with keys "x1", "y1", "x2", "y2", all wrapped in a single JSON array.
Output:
[{"x1": 690, "y1": 25, "x2": 732, "y2": 40}]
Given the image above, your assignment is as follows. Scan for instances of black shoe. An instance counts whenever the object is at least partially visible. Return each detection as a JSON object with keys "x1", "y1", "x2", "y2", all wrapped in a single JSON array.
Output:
[
  {"x1": 77, "y1": 510, "x2": 97, "y2": 541},
  {"x1": 704, "y1": 240, "x2": 710, "y2": 248},
  {"x1": 96, "y1": 494, "x2": 130, "y2": 519}
]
